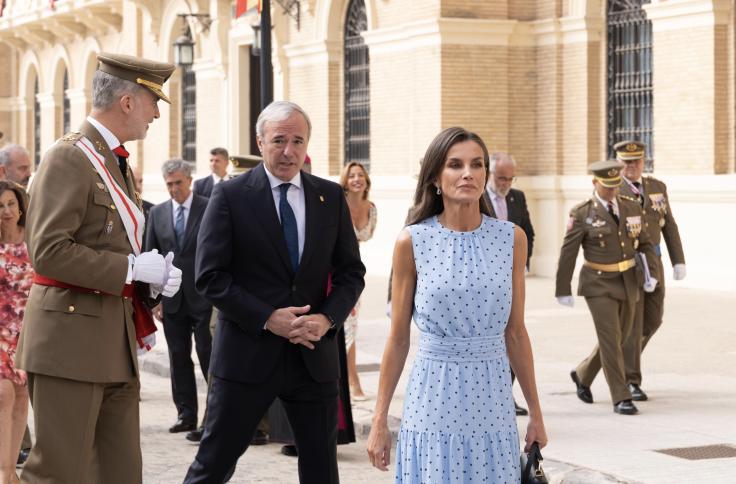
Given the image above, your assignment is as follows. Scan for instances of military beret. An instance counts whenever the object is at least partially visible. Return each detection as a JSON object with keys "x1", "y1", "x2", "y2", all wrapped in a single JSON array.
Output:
[
  {"x1": 613, "y1": 140, "x2": 646, "y2": 161},
  {"x1": 97, "y1": 53, "x2": 176, "y2": 104},
  {"x1": 589, "y1": 160, "x2": 624, "y2": 188}
]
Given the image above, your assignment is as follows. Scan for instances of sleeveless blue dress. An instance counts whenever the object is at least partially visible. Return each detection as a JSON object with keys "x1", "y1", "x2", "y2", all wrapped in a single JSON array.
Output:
[{"x1": 396, "y1": 215, "x2": 520, "y2": 483}]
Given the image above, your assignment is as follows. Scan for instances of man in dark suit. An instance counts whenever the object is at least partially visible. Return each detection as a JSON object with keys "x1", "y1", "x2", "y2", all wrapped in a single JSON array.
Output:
[
  {"x1": 145, "y1": 158, "x2": 212, "y2": 435},
  {"x1": 483, "y1": 151, "x2": 535, "y2": 267},
  {"x1": 193, "y1": 147, "x2": 229, "y2": 198},
  {"x1": 133, "y1": 165, "x2": 154, "y2": 220},
  {"x1": 184, "y1": 101, "x2": 365, "y2": 483},
  {"x1": 482, "y1": 151, "x2": 536, "y2": 416}
]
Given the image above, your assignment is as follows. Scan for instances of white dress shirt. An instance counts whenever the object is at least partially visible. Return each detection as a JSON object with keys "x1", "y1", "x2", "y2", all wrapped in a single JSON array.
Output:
[
  {"x1": 87, "y1": 116, "x2": 121, "y2": 152},
  {"x1": 171, "y1": 191, "x2": 193, "y2": 230},
  {"x1": 211, "y1": 173, "x2": 224, "y2": 185},
  {"x1": 263, "y1": 166, "x2": 306, "y2": 261},
  {"x1": 595, "y1": 191, "x2": 619, "y2": 218}
]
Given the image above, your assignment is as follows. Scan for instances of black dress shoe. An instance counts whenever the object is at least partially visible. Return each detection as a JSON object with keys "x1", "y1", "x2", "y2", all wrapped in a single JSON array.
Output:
[
  {"x1": 223, "y1": 464, "x2": 236, "y2": 482},
  {"x1": 16, "y1": 447, "x2": 30, "y2": 467},
  {"x1": 514, "y1": 400, "x2": 529, "y2": 416},
  {"x1": 613, "y1": 399, "x2": 639, "y2": 415},
  {"x1": 628, "y1": 383, "x2": 648, "y2": 401},
  {"x1": 570, "y1": 370, "x2": 593, "y2": 404},
  {"x1": 169, "y1": 418, "x2": 197, "y2": 433},
  {"x1": 250, "y1": 429, "x2": 269, "y2": 445},
  {"x1": 185, "y1": 426, "x2": 204, "y2": 442},
  {"x1": 281, "y1": 444, "x2": 298, "y2": 457}
]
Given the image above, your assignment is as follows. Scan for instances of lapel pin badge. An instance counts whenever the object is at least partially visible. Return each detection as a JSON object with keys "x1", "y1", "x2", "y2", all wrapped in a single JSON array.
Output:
[{"x1": 319, "y1": 195, "x2": 325, "y2": 202}]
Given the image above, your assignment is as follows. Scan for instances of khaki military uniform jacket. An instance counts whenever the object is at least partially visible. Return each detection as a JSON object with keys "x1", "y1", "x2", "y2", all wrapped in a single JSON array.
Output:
[
  {"x1": 620, "y1": 176, "x2": 685, "y2": 265},
  {"x1": 17, "y1": 120, "x2": 146, "y2": 383},
  {"x1": 555, "y1": 195, "x2": 660, "y2": 302}
]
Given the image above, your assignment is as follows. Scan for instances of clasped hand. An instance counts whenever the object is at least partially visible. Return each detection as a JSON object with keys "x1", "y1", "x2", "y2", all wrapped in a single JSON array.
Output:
[{"x1": 266, "y1": 305, "x2": 331, "y2": 349}]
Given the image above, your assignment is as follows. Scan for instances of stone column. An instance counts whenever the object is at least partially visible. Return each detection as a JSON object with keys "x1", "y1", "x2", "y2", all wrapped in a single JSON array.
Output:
[
  {"x1": 64, "y1": 88, "x2": 89, "y2": 131},
  {"x1": 644, "y1": 0, "x2": 733, "y2": 174},
  {"x1": 36, "y1": 92, "x2": 59, "y2": 156}
]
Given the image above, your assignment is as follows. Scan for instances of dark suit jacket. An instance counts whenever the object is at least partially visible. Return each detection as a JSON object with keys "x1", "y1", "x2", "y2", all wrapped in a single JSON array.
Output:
[
  {"x1": 145, "y1": 194, "x2": 211, "y2": 315},
  {"x1": 195, "y1": 164, "x2": 365, "y2": 384},
  {"x1": 193, "y1": 175, "x2": 214, "y2": 198},
  {"x1": 483, "y1": 187, "x2": 535, "y2": 264},
  {"x1": 141, "y1": 199, "x2": 154, "y2": 221}
]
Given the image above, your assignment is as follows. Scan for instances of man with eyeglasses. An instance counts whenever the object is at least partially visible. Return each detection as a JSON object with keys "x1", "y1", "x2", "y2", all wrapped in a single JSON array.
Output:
[
  {"x1": 483, "y1": 152, "x2": 535, "y2": 269},
  {"x1": 482, "y1": 151, "x2": 535, "y2": 416},
  {"x1": 615, "y1": 140, "x2": 685, "y2": 402}
]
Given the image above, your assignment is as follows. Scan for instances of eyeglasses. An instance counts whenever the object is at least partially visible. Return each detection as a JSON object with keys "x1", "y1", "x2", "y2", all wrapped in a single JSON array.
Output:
[{"x1": 494, "y1": 176, "x2": 515, "y2": 183}]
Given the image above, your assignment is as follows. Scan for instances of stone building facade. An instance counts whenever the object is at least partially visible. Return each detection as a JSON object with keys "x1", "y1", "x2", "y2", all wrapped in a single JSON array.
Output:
[{"x1": 1, "y1": 0, "x2": 734, "y2": 289}]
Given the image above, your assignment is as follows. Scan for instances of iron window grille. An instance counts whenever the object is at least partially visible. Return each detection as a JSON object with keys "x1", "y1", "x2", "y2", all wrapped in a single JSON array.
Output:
[
  {"x1": 181, "y1": 64, "x2": 197, "y2": 164},
  {"x1": 344, "y1": 0, "x2": 370, "y2": 170},
  {"x1": 607, "y1": 0, "x2": 654, "y2": 171},
  {"x1": 63, "y1": 70, "x2": 70, "y2": 134}
]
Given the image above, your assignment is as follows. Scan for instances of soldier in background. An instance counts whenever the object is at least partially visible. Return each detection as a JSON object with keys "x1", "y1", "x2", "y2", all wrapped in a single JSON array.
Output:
[
  {"x1": 555, "y1": 161, "x2": 659, "y2": 415},
  {"x1": 615, "y1": 141, "x2": 685, "y2": 401}
]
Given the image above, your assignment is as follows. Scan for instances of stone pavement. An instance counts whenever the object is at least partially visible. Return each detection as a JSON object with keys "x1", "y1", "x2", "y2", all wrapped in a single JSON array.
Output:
[{"x1": 136, "y1": 274, "x2": 735, "y2": 483}]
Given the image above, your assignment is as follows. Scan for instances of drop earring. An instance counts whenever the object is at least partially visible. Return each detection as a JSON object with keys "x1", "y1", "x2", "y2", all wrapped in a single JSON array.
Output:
[{"x1": 436, "y1": 186, "x2": 441, "y2": 195}]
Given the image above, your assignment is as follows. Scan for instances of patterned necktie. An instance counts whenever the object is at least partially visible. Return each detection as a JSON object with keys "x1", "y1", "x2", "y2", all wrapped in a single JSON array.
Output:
[
  {"x1": 632, "y1": 181, "x2": 644, "y2": 206},
  {"x1": 174, "y1": 205, "x2": 186, "y2": 251},
  {"x1": 113, "y1": 145, "x2": 129, "y2": 175},
  {"x1": 279, "y1": 183, "x2": 299, "y2": 272},
  {"x1": 607, "y1": 201, "x2": 619, "y2": 225},
  {"x1": 495, "y1": 195, "x2": 508, "y2": 221}
]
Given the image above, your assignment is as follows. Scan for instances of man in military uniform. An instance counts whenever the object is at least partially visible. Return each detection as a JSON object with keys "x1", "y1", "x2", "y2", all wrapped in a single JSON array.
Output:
[
  {"x1": 616, "y1": 141, "x2": 686, "y2": 401},
  {"x1": 555, "y1": 161, "x2": 659, "y2": 415},
  {"x1": 16, "y1": 53, "x2": 181, "y2": 483}
]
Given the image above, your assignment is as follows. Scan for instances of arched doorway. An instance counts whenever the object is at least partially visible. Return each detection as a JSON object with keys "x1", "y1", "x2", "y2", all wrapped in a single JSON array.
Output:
[
  {"x1": 607, "y1": 0, "x2": 653, "y2": 171},
  {"x1": 343, "y1": 0, "x2": 370, "y2": 170}
]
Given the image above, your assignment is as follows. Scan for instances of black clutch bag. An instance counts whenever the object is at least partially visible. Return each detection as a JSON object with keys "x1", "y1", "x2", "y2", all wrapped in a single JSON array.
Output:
[{"x1": 520, "y1": 442, "x2": 548, "y2": 484}]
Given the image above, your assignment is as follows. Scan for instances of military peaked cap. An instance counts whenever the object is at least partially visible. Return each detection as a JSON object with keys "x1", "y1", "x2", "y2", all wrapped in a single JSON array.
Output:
[
  {"x1": 613, "y1": 140, "x2": 646, "y2": 161},
  {"x1": 97, "y1": 53, "x2": 176, "y2": 104},
  {"x1": 589, "y1": 160, "x2": 624, "y2": 188}
]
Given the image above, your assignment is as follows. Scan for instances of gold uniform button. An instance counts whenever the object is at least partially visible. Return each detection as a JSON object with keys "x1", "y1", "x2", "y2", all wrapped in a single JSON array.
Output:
[
  {"x1": 110, "y1": 204, "x2": 116, "y2": 210},
  {"x1": 597, "y1": 270, "x2": 602, "y2": 275},
  {"x1": 621, "y1": 242, "x2": 625, "y2": 247},
  {"x1": 68, "y1": 305, "x2": 75, "y2": 312}
]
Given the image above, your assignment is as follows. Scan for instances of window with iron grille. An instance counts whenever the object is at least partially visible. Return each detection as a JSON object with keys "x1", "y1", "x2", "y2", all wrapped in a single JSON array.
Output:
[
  {"x1": 181, "y1": 65, "x2": 197, "y2": 164},
  {"x1": 607, "y1": 0, "x2": 653, "y2": 171},
  {"x1": 63, "y1": 70, "x2": 70, "y2": 134},
  {"x1": 34, "y1": 78, "x2": 41, "y2": 167},
  {"x1": 344, "y1": 0, "x2": 370, "y2": 170}
]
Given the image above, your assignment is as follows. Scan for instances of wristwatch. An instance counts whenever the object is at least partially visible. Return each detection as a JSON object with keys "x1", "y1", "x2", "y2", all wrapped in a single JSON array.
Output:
[{"x1": 326, "y1": 313, "x2": 337, "y2": 330}]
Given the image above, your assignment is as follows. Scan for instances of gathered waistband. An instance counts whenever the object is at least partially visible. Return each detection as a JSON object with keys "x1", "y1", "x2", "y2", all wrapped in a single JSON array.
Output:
[{"x1": 418, "y1": 332, "x2": 506, "y2": 363}]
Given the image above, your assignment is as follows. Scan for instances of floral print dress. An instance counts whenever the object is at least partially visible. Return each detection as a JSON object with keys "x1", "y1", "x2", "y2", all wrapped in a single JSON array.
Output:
[{"x1": 0, "y1": 242, "x2": 34, "y2": 386}]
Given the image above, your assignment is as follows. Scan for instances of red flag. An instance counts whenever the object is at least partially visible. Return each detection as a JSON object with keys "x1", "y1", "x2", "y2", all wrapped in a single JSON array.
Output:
[{"x1": 235, "y1": 0, "x2": 261, "y2": 18}]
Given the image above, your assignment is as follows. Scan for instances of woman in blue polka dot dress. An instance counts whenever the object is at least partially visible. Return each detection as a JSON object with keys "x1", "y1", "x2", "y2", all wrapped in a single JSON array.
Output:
[{"x1": 367, "y1": 128, "x2": 547, "y2": 483}]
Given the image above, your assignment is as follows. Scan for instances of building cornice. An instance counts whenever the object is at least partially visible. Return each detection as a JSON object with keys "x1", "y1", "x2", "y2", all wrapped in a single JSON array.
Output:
[
  {"x1": 644, "y1": 0, "x2": 732, "y2": 31},
  {"x1": 359, "y1": 16, "x2": 603, "y2": 55}
]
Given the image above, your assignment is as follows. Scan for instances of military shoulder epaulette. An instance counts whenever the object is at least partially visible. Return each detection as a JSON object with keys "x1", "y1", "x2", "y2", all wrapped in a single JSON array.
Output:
[
  {"x1": 58, "y1": 131, "x2": 83, "y2": 143},
  {"x1": 571, "y1": 198, "x2": 592, "y2": 212},
  {"x1": 619, "y1": 194, "x2": 639, "y2": 203}
]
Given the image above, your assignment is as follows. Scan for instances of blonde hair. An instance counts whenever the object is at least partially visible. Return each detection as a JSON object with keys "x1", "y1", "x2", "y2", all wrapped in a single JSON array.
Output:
[{"x1": 339, "y1": 162, "x2": 371, "y2": 200}]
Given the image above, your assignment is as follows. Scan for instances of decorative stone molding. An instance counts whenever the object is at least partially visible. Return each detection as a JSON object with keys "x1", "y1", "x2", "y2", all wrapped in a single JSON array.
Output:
[
  {"x1": 645, "y1": 0, "x2": 732, "y2": 31},
  {"x1": 283, "y1": 39, "x2": 341, "y2": 66}
]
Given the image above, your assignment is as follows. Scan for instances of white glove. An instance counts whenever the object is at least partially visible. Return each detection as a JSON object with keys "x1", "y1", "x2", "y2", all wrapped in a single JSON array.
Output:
[
  {"x1": 557, "y1": 296, "x2": 574, "y2": 307},
  {"x1": 130, "y1": 249, "x2": 166, "y2": 285},
  {"x1": 673, "y1": 264, "x2": 686, "y2": 281},
  {"x1": 643, "y1": 277, "x2": 658, "y2": 293},
  {"x1": 161, "y1": 251, "x2": 182, "y2": 297}
]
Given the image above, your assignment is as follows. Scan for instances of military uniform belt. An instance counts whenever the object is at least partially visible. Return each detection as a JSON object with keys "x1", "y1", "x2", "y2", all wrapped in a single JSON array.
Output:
[{"x1": 584, "y1": 258, "x2": 636, "y2": 273}]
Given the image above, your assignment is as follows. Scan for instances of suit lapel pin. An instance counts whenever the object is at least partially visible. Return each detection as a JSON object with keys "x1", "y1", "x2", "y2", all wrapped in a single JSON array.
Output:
[
  {"x1": 96, "y1": 182, "x2": 106, "y2": 190},
  {"x1": 95, "y1": 140, "x2": 105, "y2": 152},
  {"x1": 509, "y1": 196, "x2": 514, "y2": 202},
  {"x1": 319, "y1": 195, "x2": 325, "y2": 202}
]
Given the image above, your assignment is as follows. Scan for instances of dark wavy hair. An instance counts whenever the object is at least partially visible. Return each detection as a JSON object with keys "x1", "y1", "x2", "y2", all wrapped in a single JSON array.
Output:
[
  {"x1": 406, "y1": 127, "x2": 492, "y2": 226},
  {"x1": 0, "y1": 180, "x2": 29, "y2": 227}
]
